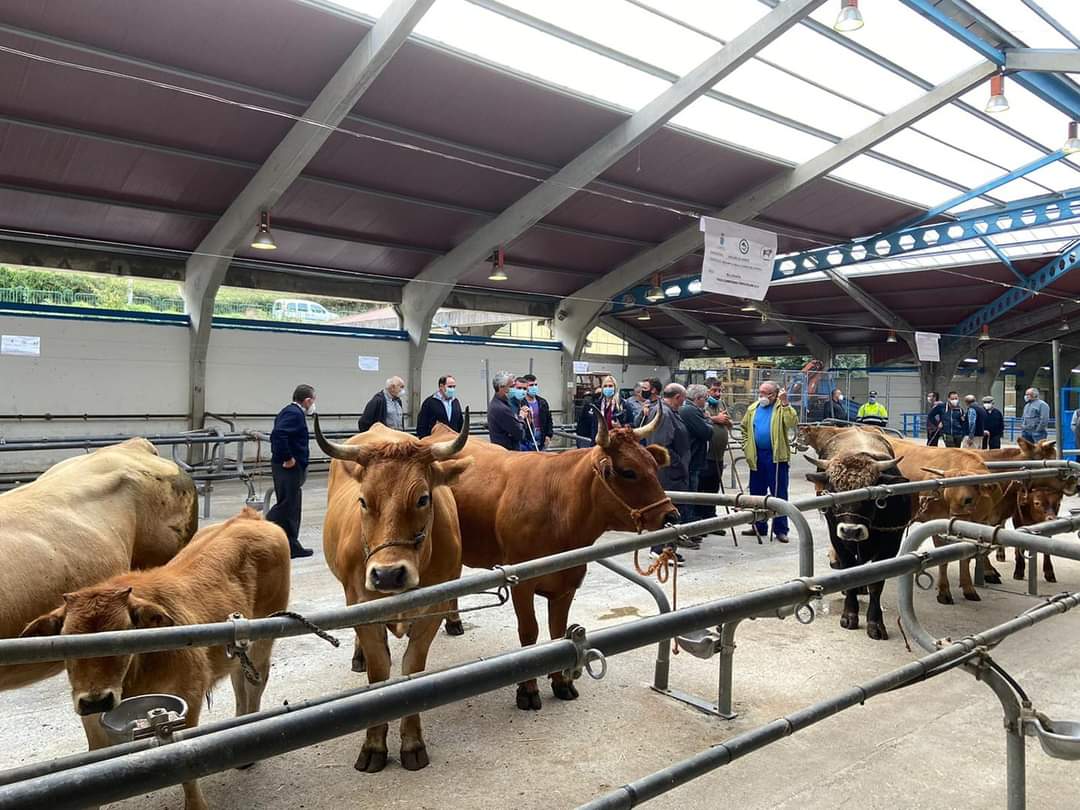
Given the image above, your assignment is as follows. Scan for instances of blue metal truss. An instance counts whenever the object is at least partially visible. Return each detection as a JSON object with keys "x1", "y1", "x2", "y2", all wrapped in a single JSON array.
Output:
[
  {"x1": 899, "y1": 0, "x2": 1080, "y2": 120},
  {"x1": 608, "y1": 189, "x2": 1080, "y2": 312},
  {"x1": 980, "y1": 236, "x2": 1024, "y2": 281},
  {"x1": 948, "y1": 239, "x2": 1080, "y2": 338}
]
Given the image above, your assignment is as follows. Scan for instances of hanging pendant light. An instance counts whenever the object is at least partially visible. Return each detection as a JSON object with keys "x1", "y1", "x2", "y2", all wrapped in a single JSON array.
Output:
[
  {"x1": 833, "y1": 0, "x2": 864, "y2": 33},
  {"x1": 886, "y1": 330, "x2": 898, "y2": 344},
  {"x1": 250, "y1": 210, "x2": 278, "y2": 250},
  {"x1": 985, "y1": 73, "x2": 1009, "y2": 114},
  {"x1": 488, "y1": 246, "x2": 508, "y2": 281},
  {"x1": 740, "y1": 301, "x2": 757, "y2": 312},
  {"x1": 1065, "y1": 121, "x2": 1080, "y2": 154},
  {"x1": 637, "y1": 309, "x2": 651, "y2": 321},
  {"x1": 644, "y1": 273, "x2": 665, "y2": 303},
  {"x1": 978, "y1": 324, "x2": 991, "y2": 341},
  {"x1": 785, "y1": 335, "x2": 796, "y2": 348}
]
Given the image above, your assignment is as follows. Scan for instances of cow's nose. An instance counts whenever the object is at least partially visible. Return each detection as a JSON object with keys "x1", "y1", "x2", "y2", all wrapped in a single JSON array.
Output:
[
  {"x1": 962, "y1": 496, "x2": 974, "y2": 507},
  {"x1": 369, "y1": 564, "x2": 409, "y2": 592},
  {"x1": 76, "y1": 691, "x2": 118, "y2": 716},
  {"x1": 662, "y1": 510, "x2": 681, "y2": 526}
]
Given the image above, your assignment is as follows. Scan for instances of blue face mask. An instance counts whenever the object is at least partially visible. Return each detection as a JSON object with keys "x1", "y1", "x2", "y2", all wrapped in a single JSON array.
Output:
[
  {"x1": 445, "y1": 387, "x2": 456, "y2": 399},
  {"x1": 510, "y1": 388, "x2": 525, "y2": 400},
  {"x1": 707, "y1": 396, "x2": 719, "y2": 406},
  {"x1": 602, "y1": 386, "x2": 615, "y2": 398},
  {"x1": 528, "y1": 384, "x2": 539, "y2": 396}
]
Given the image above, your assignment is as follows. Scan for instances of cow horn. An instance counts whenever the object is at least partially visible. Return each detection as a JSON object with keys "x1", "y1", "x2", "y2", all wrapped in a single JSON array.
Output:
[
  {"x1": 633, "y1": 404, "x2": 663, "y2": 438},
  {"x1": 429, "y1": 408, "x2": 471, "y2": 459},
  {"x1": 593, "y1": 406, "x2": 610, "y2": 448},
  {"x1": 313, "y1": 413, "x2": 372, "y2": 464},
  {"x1": 920, "y1": 466, "x2": 947, "y2": 478},
  {"x1": 804, "y1": 453, "x2": 829, "y2": 471},
  {"x1": 873, "y1": 457, "x2": 900, "y2": 471}
]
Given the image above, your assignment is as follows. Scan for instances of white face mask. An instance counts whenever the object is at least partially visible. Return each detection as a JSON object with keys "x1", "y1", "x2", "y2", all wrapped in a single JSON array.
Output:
[
  {"x1": 836, "y1": 394, "x2": 844, "y2": 401},
  {"x1": 305, "y1": 402, "x2": 316, "y2": 415},
  {"x1": 927, "y1": 396, "x2": 935, "y2": 404},
  {"x1": 949, "y1": 398, "x2": 959, "y2": 406},
  {"x1": 984, "y1": 403, "x2": 993, "y2": 411},
  {"x1": 758, "y1": 395, "x2": 771, "y2": 408}
]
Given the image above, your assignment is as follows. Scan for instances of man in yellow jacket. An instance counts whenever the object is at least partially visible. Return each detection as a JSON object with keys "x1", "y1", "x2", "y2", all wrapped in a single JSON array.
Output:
[
  {"x1": 856, "y1": 390, "x2": 889, "y2": 427},
  {"x1": 740, "y1": 381, "x2": 798, "y2": 542}
]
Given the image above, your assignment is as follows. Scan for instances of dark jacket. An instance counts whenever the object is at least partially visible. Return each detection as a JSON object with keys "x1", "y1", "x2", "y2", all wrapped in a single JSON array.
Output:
[
  {"x1": 527, "y1": 395, "x2": 554, "y2": 441},
  {"x1": 927, "y1": 401, "x2": 946, "y2": 436},
  {"x1": 270, "y1": 403, "x2": 310, "y2": 469},
  {"x1": 984, "y1": 406, "x2": 1005, "y2": 438},
  {"x1": 577, "y1": 396, "x2": 631, "y2": 445},
  {"x1": 487, "y1": 393, "x2": 523, "y2": 450},
  {"x1": 358, "y1": 390, "x2": 404, "y2": 432},
  {"x1": 416, "y1": 393, "x2": 464, "y2": 438},
  {"x1": 942, "y1": 403, "x2": 972, "y2": 437},
  {"x1": 653, "y1": 401, "x2": 689, "y2": 490},
  {"x1": 968, "y1": 402, "x2": 987, "y2": 436},
  {"x1": 822, "y1": 399, "x2": 847, "y2": 421},
  {"x1": 679, "y1": 403, "x2": 712, "y2": 475}
]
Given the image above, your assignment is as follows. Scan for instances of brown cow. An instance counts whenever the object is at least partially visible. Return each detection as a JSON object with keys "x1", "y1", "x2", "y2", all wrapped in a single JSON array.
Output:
[
  {"x1": 1, "y1": 438, "x2": 198, "y2": 691},
  {"x1": 975, "y1": 437, "x2": 1056, "y2": 461},
  {"x1": 21, "y1": 507, "x2": 289, "y2": 810},
  {"x1": 429, "y1": 408, "x2": 678, "y2": 711},
  {"x1": 318, "y1": 416, "x2": 471, "y2": 773}
]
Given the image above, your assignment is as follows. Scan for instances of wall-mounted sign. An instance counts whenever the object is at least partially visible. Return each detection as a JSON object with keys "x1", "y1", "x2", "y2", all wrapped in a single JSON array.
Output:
[
  {"x1": 357, "y1": 355, "x2": 380, "y2": 371},
  {"x1": 1, "y1": 335, "x2": 40, "y2": 356},
  {"x1": 699, "y1": 217, "x2": 777, "y2": 301},
  {"x1": 914, "y1": 332, "x2": 940, "y2": 363},
  {"x1": 573, "y1": 361, "x2": 590, "y2": 374}
]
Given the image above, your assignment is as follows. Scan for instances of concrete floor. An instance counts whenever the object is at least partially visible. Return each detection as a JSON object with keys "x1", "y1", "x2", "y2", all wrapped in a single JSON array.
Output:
[{"x1": 2, "y1": 455, "x2": 1080, "y2": 809}]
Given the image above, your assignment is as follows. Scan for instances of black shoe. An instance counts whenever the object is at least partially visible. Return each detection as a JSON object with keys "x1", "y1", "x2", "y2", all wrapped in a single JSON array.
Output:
[
  {"x1": 740, "y1": 528, "x2": 761, "y2": 537},
  {"x1": 290, "y1": 546, "x2": 314, "y2": 559}
]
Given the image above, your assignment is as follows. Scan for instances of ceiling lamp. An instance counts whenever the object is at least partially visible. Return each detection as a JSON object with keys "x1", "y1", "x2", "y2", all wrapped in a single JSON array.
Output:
[
  {"x1": 1066, "y1": 122, "x2": 1080, "y2": 154},
  {"x1": 637, "y1": 309, "x2": 651, "y2": 321},
  {"x1": 886, "y1": 330, "x2": 898, "y2": 344},
  {"x1": 644, "y1": 274, "x2": 665, "y2": 303},
  {"x1": 1060, "y1": 318, "x2": 1070, "y2": 332},
  {"x1": 664, "y1": 284, "x2": 682, "y2": 298},
  {"x1": 740, "y1": 301, "x2": 757, "y2": 312},
  {"x1": 785, "y1": 335, "x2": 796, "y2": 348},
  {"x1": 250, "y1": 210, "x2": 278, "y2": 250},
  {"x1": 488, "y1": 246, "x2": 508, "y2": 281},
  {"x1": 985, "y1": 73, "x2": 1009, "y2": 114},
  {"x1": 687, "y1": 279, "x2": 703, "y2": 294},
  {"x1": 833, "y1": 0, "x2": 863, "y2": 33},
  {"x1": 978, "y1": 324, "x2": 991, "y2": 341},
  {"x1": 1003, "y1": 361, "x2": 1017, "y2": 367},
  {"x1": 963, "y1": 357, "x2": 978, "y2": 363}
]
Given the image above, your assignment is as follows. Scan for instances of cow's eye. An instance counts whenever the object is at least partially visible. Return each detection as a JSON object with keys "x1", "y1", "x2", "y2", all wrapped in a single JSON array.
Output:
[
  {"x1": 417, "y1": 493, "x2": 431, "y2": 508},
  {"x1": 358, "y1": 496, "x2": 368, "y2": 509},
  {"x1": 616, "y1": 468, "x2": 637, "y2": 480}
]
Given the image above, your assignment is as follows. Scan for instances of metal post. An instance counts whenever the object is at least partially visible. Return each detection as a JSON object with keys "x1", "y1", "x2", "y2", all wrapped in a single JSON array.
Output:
[
  {"x1": 1028, "y1": 547, "x2": 1039, "y2": 597},
  {"x1": 977, "y1": 663, "x2": 1027, "y2": 810},
  {"x1": 595, "y1": 558, "x2": 671, "y2": 692},
  {"x1": 716, "y1": 620, "x2": 743, "y2": 719}
]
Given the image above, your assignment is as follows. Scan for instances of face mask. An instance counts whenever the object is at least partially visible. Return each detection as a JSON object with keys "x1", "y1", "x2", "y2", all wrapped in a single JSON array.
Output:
[
  {"x1": 511, "y1": 389, "x2": 526, "y2": 400},
  {"x1": 758, "y1": 396, "x2": 771, "y2": 408},
  {"x1": 984, "y1": 403, "x2": 993, "y2": 411},
  {"x1": 707, "y1": 396, "x2": 719, "y2": 406},
  {"x1": 445, "y1": 387, "x2": 456, "y2": 399},
  {"x1": 602, "y1": 386, "x2": 615, "y2": 398},
  {"x1": 868, "y1": 397, "x2": 876, "y2": 404},
  {"x1": 949, "y1": 398, "x2": 959, "y2": 406},
  {"x1": 836, "y1": 394, "x2": 844, "y2": 402},
  {"x1": 528, "y1": 384, "x2": 540, "y2": 396},
  {"x1": 927, "y1": 396, "x2": 935, "y2": 404},
  {"x1": 304, "y1": 402, "x2": 316, "y2": 416}
]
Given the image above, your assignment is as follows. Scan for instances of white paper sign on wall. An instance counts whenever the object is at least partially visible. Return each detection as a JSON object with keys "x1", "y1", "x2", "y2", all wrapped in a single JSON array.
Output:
[
  {"x1": 699, "y1": 217, "x2": 777, "y2": 302},
  {"x1": 357, "y1": 355, "x2": 380, "y2": 371},
  {"x1": 1, "y1": 335, "x2": 40, "y2": 356},
  {"x1": 572, "y1": 361, "x2": 590, "y2": 374},
  {"x1": 914, "y1": 332, "x2": 940, "y2": 362},
  {"x1": 705, "y1": 369, "x2": 719, "y2": 378}
]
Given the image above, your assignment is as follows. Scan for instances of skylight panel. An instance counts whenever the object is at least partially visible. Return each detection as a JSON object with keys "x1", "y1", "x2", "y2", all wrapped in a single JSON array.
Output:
[
  {"x1": 988, "y1": 177, "x2": 1059, "y2": 202},
  {"x1": 965, "y1": 0, "x2": 1077, "y2": 49},
  {"x1": 1024, "y1": 161, "x2": 1080, "y2": 193},
  {"x1": 413, "y1": 0, "x2": 668, "y2": 110},
  {"x1": 955, "y1": 82, "x2": 1073, "y2": 161},
  {"x1": 916, "y1": 105, "x2": 1045, "y2": 169},
  {"x1": 324, "y1": 0, "x2": 391, "y2": 15},
  {"x1": 829, "y1": 154, "x2": 963, "y2": 207},
  {"x1": 629, "y1": 0, "x2": 770, "y2": 43},
  {"x1": 872, "y1": 129, "x2": 1007, "y2": 192},
  {"x1": 1035, "y1": 0, "x2": 1080, "y2": 39}
]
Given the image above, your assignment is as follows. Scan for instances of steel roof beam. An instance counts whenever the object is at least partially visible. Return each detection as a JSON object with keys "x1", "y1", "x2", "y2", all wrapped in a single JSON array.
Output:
[
  {"x1": 656, "y1": 306, "x2": 749, "y2": 358},
  {"x1": 182, "y1": 0, "x2": 433, "y2": 428},
  {"x1": 556, "y1": 60, "x2": 995, "y2": 351},
  {"x1": 1005, "y1": 49, "x2": 1080, "y2": 73},
  {"x1": 598, "y1": 316, "x2": 680, "y2": 368},
  {"x1": 818, "y1": 268, "x2": 919, "y2": 356},
  {"x1": 1018, "y1": 1, "x2": 1080, "y2": 49},
  {"x1": 743, "y1": 301, "x2": 833, "y2": 363}
]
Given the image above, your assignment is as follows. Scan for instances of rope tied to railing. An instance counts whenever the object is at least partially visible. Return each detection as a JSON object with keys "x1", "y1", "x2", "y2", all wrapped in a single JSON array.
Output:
[{"x1": 633, "y1": 544, "x2": 680, "y2": 654}]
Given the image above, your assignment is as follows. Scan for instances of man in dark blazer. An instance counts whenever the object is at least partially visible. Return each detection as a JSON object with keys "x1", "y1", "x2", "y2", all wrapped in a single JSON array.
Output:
[
  {"x1": 268, "y1": 384, "x2": 316, "y2": 559},
  {"x1": 487, "y1": 370, "x2": 525, "y2": 450},
  {"x1": 521, "y1": 373, "x2": 554, "y2": 449},
  {"x1": 358, "y1": 376, "x2": 406, "y2": 432},
  {"x1": 416, "y1": 374, "x2": 465, "y2": 438}
]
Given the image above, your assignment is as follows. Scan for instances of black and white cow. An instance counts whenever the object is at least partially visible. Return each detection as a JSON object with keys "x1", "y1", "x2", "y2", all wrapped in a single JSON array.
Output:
[{"x1": 805, "y1": 428, "x2": 913, "y2": 641}]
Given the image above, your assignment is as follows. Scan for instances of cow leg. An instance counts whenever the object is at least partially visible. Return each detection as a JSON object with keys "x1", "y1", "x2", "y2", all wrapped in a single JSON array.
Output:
[
  {"x1": 546, "y1": 589, "x2": 580, "y2": 701},
  {"x1": 865, "y1": 580, "x2": 888, "y2": 640},
  {"x1": 1013, "y1": 546, "x2": 1027, "y2": 580},
  {"x1": 959, "y1": 556, "x2": 980, "y2": 601},
  {"x1": 981, "y1": 554, "x2": 1002, "y2": 584},
  {"x1": 232, "y1": 639, "x2": 273, "y2": 716},
  {"x1": 354, "y1": 623, "x2": 392, "y2": 773},
  {"x1": 444, "y1": 598, "x2": 464, "y2": 636},
  {"x1": 995, "y1": 546, "x2": 1006, "y2": 562},
  {"x1": 839, "y1": 588, "x2": 860, "y2": 631},
  {"x1": 1044, "y1": 554, "x2": 1057, "y2": 583},
  {"x1": 178, "y1": 700, "x2": 209, "y2": 810},
  {"x1": 932, "y1": 535, "x2": 954, "y2": 605},
  {"x1": 398, "y1": 614, "x2": 442, "y2": 771},
  {"x1": 511, "y1": 585, "x2": 542, "y2": 711}
]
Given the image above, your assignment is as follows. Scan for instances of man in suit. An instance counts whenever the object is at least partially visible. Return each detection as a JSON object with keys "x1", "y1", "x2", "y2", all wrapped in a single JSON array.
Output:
[
  {"x1": 268, "y1": 383, "x2": 316, "y2": 559},
  {"x1": 487, "y1": 371, "x2": 525, "y2": 450},
  {"x1": 416, "y1": 374, "x2": 465, "y2": 438},
  {"x1": 358, "y1": 376, "x2": 406, "y2": 432},
  {"x1": 521, "y1": 373, "x2": 554, "y2": 449}
]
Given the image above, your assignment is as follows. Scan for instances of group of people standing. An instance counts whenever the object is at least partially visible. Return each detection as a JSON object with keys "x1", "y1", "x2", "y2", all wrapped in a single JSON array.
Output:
[{"x1": 923, "y1": 388, "x2": 1046, "y2": 448}]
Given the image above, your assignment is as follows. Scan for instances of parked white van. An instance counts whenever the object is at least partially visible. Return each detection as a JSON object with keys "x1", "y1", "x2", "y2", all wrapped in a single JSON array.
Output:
[{"x1": 271, "y1": 299, "x2": 335, "y2": 323}]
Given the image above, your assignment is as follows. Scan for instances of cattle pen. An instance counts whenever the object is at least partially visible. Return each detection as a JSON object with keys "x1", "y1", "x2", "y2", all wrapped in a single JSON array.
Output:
[{"x1": 2, "y1": 464, "x2": 1080, "y2": 809}]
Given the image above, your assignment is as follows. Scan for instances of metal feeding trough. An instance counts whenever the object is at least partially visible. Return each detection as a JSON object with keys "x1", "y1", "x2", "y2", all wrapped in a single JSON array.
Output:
[
  {"x1": 675, "y1": 628, "x2": 723, "y2": 659},
  {"x1": 1025, "y1": 713, "x2": 1080, "y2": 760},
  {"x1": 99, "y1": 694, "x2": 188, "y2": 745}
]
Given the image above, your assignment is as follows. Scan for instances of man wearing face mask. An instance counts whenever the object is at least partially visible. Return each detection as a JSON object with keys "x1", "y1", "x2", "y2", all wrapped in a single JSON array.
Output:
[
  {"x1": 488, "y1": 371, "x2": 524, "y2": 451},
  {"x1": 941, "y1": 390, "x2": 974, "y2": 448},
  {"x1": 1021, "y1": 387, "x2": 1050, "y2": 443},
  {"x1": 636, "y1": 377, "x2": 664, "y2": 426},
  {"x1": 416, "y1": 374, "x2": 465, "y2": 438},
  {"x1": 358, "y1": 376, "x2": 406, "y2": 432},
  {"x1": 649, "y1": 383, "x2": 691, "y2": 563},
  {"x1": 740, "y1": 381, "x2": 798, "y2": 543},
  {"x1": 926, "y1": 391, "x2": 945, "y2": 446},
  {"x1": 982, "y1": 396, "x2": 1004, "y2": 449},
  {"x1": 856, "y1": 390, "x2": 889, "y2": 427},
  {"x1": 963, "y1": 394, "x2": 986, "y2": 448},
  {"x1": 697, "y1": 378, "x2": 732, "y2": 535},
  {"x1": 511, "y1": 377, "x2": 541, "y2": 451},
  {"x1": 822, "y1": 388, "x2": 847, "y2": 422},
  {"x1": 522, "y1": 374, "x2": 554, "y2": 449},
  {"x1": 626, "y1": 382, "x2": 647, "y2": 424},
  {"x1": 268, "y1": 384, "x2": 316, "y2": 559}
]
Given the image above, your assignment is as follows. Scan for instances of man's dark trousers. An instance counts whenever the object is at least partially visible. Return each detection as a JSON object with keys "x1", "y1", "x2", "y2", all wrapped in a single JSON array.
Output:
[{"x1": 268, "y1": 463, "x2": 306, "y2": 553}]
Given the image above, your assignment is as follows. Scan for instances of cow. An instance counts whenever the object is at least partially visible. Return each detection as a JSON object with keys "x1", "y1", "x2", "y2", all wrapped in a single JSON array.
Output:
[
  {"x1": 317, "y1": 415, "x2": 471, "y2": 774},
  {"x1": 428, "y1": 407, "x2": 678, "y2": 711},
  {"x1": 976, "y1": 437, "x2": 1056, "y2": 461},
  {"x1": 0, "y1": 438, "x2": 198, "y2": 692},
  {"x1": 804, "y1": 428, "x2": 913, "y2": 640},
  {"x1": 21, "y1": 507, "x2": 289, "y2": 810}
]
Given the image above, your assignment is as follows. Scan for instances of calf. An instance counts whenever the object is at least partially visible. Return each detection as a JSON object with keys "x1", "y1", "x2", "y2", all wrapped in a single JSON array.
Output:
[{"x1": 21, "y1": 507, "x2": 290, "y2": 810}]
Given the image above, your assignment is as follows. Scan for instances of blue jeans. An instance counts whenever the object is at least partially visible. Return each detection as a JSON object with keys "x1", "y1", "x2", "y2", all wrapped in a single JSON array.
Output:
[
  {"x1": 749, "y1": 448, "x2": 789, "y2": 536},
  {"x1": 1021, "y1": 430, "x2": 1046, "y2": 443}
]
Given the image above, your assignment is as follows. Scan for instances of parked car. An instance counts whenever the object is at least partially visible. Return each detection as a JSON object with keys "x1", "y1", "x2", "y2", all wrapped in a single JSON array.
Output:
[{"x1": 271, "y1": 299, "x2": 335, "y2": 323}]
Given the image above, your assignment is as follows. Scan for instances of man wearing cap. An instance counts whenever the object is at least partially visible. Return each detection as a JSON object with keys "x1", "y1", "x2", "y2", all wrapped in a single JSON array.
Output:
[
  {"x1": 982, "y1": 396, "x2": 1004, "y2": 449},
  {"x1": 856, "y1": 391, "x2": 888, "y2": 427}
]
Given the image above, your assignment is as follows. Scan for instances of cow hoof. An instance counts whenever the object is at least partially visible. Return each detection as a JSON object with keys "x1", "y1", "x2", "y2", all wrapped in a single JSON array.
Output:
[
  {"x1": 984, "y1": 571, "x2": 1002, "y2": 585},
  {"x1": 963, "y1": 591, "x2": 981, "y2": 602},
  {"x1": 1013, "y1": 570, "x2": 1025, "y2": 581},
  {"x1": 354, "y1": 747, "x2": 387, "y2": 773},
  {"x1": 1045, "y1": 572, "x2": 1057, "y2": 583},
  {"x1": 866, "y1": 622, "x2": 888, "y2": 641},
  {"x1": 400, "y1": 745, "x2": 430, "y2": 771},
  {"x1": 995, "y1": 548, "x2": 1006, "y2": 562},
  {"x1": 351, "y1": 650, "x2": 366, "y2": 674},
  {"x1": 516, "y1": 685, "x2": 542, "y2": 711},
  {"x1": 444, "y1": 619, "x2": 465, "y2": 637},
  {"x1": 552, "y1": 681, "x2": 579, "y2": 701},
  {"x1": 839, "y1": 613, "x2": 859, "y2": 630},
  {"x1": 937, "y1": 593, "x2": 954, "y2": 605}
]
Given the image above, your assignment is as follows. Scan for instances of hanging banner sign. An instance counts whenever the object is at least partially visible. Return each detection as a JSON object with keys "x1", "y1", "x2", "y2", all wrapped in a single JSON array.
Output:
[
  {"x1": 1, "y1": 335, "x2": 40, "y2": 356},
  {"x1": 914, "y1": 331, "x2": 941, "y2": 362},
  {"x1": 698, "y1": 217, "x2": 777, "y2": 301}
]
